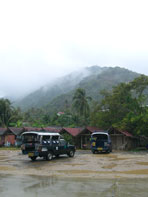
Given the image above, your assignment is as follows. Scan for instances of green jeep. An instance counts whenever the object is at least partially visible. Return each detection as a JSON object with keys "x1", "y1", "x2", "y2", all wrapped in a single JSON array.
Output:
[{"x1": 21, "y1": 131, "x2": 76, "y2": 161}]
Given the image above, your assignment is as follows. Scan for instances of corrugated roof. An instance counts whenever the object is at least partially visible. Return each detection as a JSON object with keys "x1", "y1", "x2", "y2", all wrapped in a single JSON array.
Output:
[
  {"x1": 119, "y1": 130, "x2": 133, "y2": 137},
  {"x1": 0, "y1": 128, "x2": 7, "y2": 135},
  {"x1": 42, "y1": 127, "x2": 62, "y2": 133},
  {"x1": 86, "y1": 126, "x2": 106, "y2": 133},
  {"x1": 8, "y1": 127, "x2": 23, "y2": 135},
  {"x1": 23, "y1": 127, "x2": 41, "y2": 132},
  {"x1": 62, "y1": 128, "x2": 83, "y2": 137},
  {"x1": 108, "y1": 127, "x2": 133, "y2": 137}
]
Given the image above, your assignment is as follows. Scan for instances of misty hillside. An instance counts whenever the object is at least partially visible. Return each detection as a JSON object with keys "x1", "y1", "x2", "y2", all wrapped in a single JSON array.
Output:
[
  {"x1": 44, "y1": 67, "x2": 140, "y2": 114},
  {"x1": 15, "y1": 66, "x2": 140, "y2": 113},
  {"x1": 15, "y1": 66, "x2": 107, "y2": 110}
]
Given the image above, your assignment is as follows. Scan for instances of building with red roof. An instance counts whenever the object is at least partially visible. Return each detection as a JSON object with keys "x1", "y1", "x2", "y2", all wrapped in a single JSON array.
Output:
[
  {"x1": 0, "y1": 126, "x2": 140, "y2": 150},
  {"x1": 61, "y1": 128, "x2": 83, "y2": 137},
  {"x1": 60, "y1": 127, "x2": 105, "y2": 149},
  {"x1": 108, "y1": 127, "x2": 138, "y2": 150}
]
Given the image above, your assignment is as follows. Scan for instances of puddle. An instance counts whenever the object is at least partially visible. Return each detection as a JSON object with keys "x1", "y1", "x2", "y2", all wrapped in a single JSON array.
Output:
[{"x1": 0, "y1": 174, "x2": 148, "y2": 197}]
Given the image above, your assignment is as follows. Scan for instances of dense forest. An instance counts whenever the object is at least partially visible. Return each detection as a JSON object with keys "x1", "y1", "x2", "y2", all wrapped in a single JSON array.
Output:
[{"x1": 1, "y1": 74, "x2": 148, "y2": 137}]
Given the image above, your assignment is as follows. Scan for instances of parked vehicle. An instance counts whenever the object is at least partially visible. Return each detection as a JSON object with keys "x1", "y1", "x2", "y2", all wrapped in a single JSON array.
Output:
[
  {"x1": 21, "y1": 131, "x2": 76, "y2": 161},
  {"x1": 91, "y1": 132, "x2": 112, "y2": 153}
]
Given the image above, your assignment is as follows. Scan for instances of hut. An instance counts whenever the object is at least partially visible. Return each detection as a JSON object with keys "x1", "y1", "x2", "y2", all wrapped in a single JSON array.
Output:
[
  {"x1": 60, "y1": 127, "x2": 83, "y2": 147},
  {"x1": 3, "y1": 127, "x2": 24, "y2": 146},
  {"x1": 60, "y1": 127, "x2": 105, "y2": 149},
  {"x1": 78, "y1": 127, "x2": 106, "y2": 149},
  {"x1": 108, "y1": 127, "x2": 138, "y2": 150}
]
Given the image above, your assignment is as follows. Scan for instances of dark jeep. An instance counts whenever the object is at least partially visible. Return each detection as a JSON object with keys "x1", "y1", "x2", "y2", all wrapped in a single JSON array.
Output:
[
  {"x1": 91, "y1": 131, "x2": 112, "y2": 153},
  {"x1": 21, "y1": 131, "x2": 76, "y2": 161}
]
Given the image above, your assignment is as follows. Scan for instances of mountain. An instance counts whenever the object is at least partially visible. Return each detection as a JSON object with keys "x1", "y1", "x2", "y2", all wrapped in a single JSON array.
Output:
[
  {"x1": 43, "y1": 66, "x2": 140, "y2": 114},
  {"x1": 15, "y1": 66, "x2": 107, "y2": 110}
]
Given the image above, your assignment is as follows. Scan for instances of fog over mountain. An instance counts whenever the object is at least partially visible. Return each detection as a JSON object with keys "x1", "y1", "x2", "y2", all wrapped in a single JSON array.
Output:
[
  {"x1": 0, "y1": 1, "x2": 148, "y2": 100},
  {"x1": 15, "y1": 66, "x2": 106, "y2": 109},
  {"x1": 14, "y1": 66, "x2": 140, "y2": 111}
]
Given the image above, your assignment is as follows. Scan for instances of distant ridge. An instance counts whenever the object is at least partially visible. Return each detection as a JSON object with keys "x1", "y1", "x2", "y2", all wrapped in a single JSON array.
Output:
[{"x1": 15, "y1": 66, "x2": 139, "y2": 113}]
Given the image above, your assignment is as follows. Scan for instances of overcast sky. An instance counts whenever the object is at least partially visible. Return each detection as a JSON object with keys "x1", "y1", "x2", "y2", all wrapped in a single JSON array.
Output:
[{"x1": 0, "y1": 0, "x2": 148, "y2": 99}]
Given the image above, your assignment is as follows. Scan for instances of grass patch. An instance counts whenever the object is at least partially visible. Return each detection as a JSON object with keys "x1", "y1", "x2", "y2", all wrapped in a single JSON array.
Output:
[{"x1": 0, "y1": 147, "x2": 20, "y2": 151}]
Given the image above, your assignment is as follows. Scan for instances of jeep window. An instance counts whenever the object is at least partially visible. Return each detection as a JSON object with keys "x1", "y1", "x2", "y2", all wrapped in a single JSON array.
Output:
[
  {"x1": 92, "y1": 134, "x2": 108, "y2": 141},
  {"x1": 22, "y1": 134, "x2": 39, "y2": 143},
  {"x1": 42, "y1": 136, "x2": 51, "y2": 144},
  {"x1": 52, "y1": 136, "x2": 59, "y2": 140},
  {"x1": 60, "y1": 136, "x2": 64, "y2": 140},
  {"x1": 52, "y1": 136, "x2": 59, "y2": 144},
  {"x1": 60, "y1": 139, "x2": 67, "y2": 146}
]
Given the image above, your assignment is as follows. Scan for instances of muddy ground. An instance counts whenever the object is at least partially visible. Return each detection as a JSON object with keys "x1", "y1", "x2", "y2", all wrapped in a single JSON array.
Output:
[{"x1": 0, "y1": 150, "x2": 148, "y2": 179}]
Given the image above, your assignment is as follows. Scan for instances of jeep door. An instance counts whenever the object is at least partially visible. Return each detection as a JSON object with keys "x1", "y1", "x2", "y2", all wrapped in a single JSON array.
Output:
[
  {"x1": 59, "y1": 139, "x2": 67, "y2": 154},
  {"x1": 51, "y1": 136, "x2": 60, "y2": 155}
]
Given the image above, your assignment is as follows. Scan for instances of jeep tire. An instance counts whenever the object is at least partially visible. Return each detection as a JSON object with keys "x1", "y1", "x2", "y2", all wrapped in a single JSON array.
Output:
[
  {"x1": 46, "y1": 152, "x2": 53, "y2": 161},
  {"x1": 68, "y1": 150, "x2": 75, "y2": 157},
  {"x1": 30, "y1": 156, "x2": 37, "y2": 161}
]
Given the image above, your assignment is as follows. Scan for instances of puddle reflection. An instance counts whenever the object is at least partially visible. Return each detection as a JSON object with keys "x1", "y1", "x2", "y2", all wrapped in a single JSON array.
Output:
[{"x1": 0, "y1": 174, "x2": 148, "y2": 197}]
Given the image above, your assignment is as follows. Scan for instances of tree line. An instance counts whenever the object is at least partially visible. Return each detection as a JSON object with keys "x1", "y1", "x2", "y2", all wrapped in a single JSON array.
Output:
[{"x1": 0, "y1": 75, "x2": 148, "y2": 136}]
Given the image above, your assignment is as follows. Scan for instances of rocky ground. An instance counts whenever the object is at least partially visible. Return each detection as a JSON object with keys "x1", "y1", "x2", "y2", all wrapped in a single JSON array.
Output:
[{"x1": 0, "y1": 149, "x2": 148, "y2": 179}]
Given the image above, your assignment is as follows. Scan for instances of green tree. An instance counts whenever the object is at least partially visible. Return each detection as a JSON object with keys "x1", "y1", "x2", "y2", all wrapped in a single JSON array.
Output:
[
  {"x1": 90, "y1": 75, "x2": 148, "y2": 135},
  {"x1": 72, "y1": 88, "x2": 91, "y2": 125},
  {"x1": 62, "y1": 133, "x2": 73, "y2": 144},
  {"x1": 23, "y1": 107, "x2": 45, "y2": 125},
  {"x1": 0, "y1": 98, "x2": 22, "y2": 127}
]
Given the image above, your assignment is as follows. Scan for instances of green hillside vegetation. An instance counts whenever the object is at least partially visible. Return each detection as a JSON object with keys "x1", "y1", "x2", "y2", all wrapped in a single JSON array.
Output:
[
  {"x1": 1, "y1": 74, "x2": 148, "y2": 137},
  {"x1": 43, "y1": 67, "x2": 139, "y2": 114},
  {"x1": 90, "y1": 75, "x2": 148, "y2": 136}
]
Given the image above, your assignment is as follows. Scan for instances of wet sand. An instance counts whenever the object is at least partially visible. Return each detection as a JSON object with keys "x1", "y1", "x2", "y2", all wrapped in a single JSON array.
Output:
[{"x1": 0, "y1": 150, "x2": 148, "y2": 179}]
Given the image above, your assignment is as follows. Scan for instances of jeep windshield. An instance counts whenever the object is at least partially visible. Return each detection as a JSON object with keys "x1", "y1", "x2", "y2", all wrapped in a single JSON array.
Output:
[
  {"x1": 92, "y1": 133, "x2": 108, "y2": 141},
  {"x1": 22, "y1": 133, "x2": 39, "y2": 143}
]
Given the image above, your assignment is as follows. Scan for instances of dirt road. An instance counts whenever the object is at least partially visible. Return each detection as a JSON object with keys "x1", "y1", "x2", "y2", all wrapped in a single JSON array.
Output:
[{"x1": 0, "y1": 150, "x2": 148, "y2": 179}]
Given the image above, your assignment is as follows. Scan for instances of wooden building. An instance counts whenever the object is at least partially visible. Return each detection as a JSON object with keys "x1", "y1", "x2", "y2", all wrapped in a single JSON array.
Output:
[
  {"x1": 3, "y1": 127, "x2": 24, "y2": 146},
  {"x1": 108, "y1": 127, "x2": 139, "y2": 150},
  {"x1": 60, "y1": 127, "x2": 105, "y2": 149},
  {"x1": 60, "y1": 127, "x2": 83, "y2": 147},
  {"x1": 0, "y1": 126, "x2": 141, "y2": 150},
  {"x1": 77, "y1": 127, "x2": 106, "y2": 149}
]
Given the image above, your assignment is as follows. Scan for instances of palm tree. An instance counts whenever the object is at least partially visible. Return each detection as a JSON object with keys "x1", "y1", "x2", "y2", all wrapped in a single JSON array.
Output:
[
  {"x1": 0, "y1": 98, "x2": 19, "y2": 127},
  {"x1": 72, "y1": 88, "x2": 91, "y2": 119},
  {"x1": 0, "y1": 99, "x2": 12, "y2": 126}
]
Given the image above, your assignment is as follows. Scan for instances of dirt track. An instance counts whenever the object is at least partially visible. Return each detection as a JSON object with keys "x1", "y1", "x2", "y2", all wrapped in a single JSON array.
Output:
[{"x1": 0, "y1": 150, "x2": 148, "y2": 179}]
